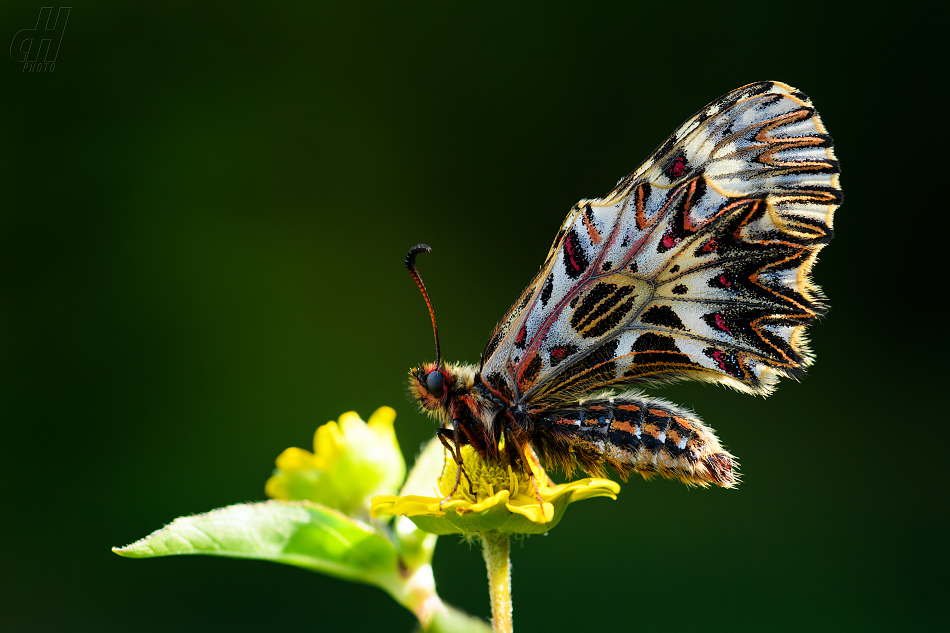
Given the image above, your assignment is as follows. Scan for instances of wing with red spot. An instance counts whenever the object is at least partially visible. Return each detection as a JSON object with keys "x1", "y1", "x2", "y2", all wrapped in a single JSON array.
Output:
[{"x1": 479, "y1": 81, "x2": 841, "y2": 409}]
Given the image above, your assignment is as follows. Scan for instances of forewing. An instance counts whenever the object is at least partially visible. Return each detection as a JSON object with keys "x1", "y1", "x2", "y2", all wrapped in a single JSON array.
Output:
[{"x1": 479, "y1": 81, "x2": 840, "y2": 409}]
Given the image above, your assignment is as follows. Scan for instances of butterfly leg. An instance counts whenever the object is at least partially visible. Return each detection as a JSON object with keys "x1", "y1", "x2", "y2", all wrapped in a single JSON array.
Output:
[
  {"x1": 527, "y1": 471, "x2": 544, "y2": 511},
  {"x1": 502, "y1": 423, "x2": 545, "y2": 512},
  {"x1": 435, "y1": 424, "x2": 475, "y2": 506}
]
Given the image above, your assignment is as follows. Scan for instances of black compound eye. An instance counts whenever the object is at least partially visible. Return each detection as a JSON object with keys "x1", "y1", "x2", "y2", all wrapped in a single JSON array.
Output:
[{"x1": 425, "y1": 371, "x2": 444, "y2": 398}]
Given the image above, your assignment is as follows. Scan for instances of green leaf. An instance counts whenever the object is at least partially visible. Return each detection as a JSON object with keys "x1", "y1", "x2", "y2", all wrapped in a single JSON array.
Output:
[{"x1": 113, "y1": 500, "x2": 399, "y2": 584}]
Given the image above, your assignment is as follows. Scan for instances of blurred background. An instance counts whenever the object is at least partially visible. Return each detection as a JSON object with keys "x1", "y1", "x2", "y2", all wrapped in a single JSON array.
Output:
[{"x1": 0, "y1": 2, "x2": 940, "y2": 631}]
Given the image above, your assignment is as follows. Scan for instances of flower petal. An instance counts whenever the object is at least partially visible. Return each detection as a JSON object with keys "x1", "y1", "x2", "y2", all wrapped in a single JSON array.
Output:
[
  {"x1": 367, "y1": 406, "x2": 397, "y2": 437},
  {"x1": 273, "y1": 447, "x2": 318, "y2": 471},
  {"x1": 392, "y1": 495, "x2": 446, "y2": 518},
  {"x1": 378, "y1": 438, "x2": 621, "y2": 535},
  {"x1": 466, "y1": 490, "x2": 510, "y2": 514},
  {"x1": 567, "y1": 478, "x2": 621, "y2": 502},
  {"x1": 312, "y1": 420, "x2": 345, "y2": 469},
  {"x1": 369, "y1": 495, "x2": 398, "y2": 519},
  {"x1": 269, "y1": 409, "x2": 406, "y2": 518},
  {"x1": 505, "y1": 493, "x2": 554, "y2": 523}
]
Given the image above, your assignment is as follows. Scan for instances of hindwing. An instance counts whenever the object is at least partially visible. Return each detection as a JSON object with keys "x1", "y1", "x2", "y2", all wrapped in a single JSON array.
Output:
[{"x1": 479, "y1": 81, "x2": 841, "y2": 410}]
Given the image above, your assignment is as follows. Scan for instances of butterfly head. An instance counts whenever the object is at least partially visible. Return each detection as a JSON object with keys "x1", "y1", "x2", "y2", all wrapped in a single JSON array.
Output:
[
  {"x1": 409, "y1": 362, "x2": 450, "y2": 411},
  {"x1": 408, "y1": 361, "x2": 478, "y2": 422}
]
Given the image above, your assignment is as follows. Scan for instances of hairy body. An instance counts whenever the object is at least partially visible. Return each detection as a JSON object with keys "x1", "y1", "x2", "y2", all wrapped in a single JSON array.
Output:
[{"x1": 410, "y1": 362, "x2": 735, "y2": 487}]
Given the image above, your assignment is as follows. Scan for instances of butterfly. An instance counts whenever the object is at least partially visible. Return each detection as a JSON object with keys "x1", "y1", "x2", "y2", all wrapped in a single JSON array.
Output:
[{"x1": 406, "y1": 81, "x2": 840, "y2": 490}]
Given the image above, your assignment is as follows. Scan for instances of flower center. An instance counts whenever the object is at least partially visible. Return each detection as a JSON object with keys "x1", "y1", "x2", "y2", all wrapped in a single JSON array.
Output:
[{"x1": 438, "y1": 444, "x2": 526, "y2": 502}]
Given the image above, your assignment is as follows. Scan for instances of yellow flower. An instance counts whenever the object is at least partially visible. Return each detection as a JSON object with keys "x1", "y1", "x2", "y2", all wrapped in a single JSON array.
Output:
[
  {"x1": 371, "y1": 439, "x2": 619, "y2": 535},
  {"x1": 266, "y1": 407, "x2": 406, "y2": 518}
]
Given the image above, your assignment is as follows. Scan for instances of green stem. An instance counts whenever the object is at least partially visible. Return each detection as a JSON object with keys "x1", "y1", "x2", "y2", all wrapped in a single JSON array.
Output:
[
  {"x1": 379, "y1": 562, "x2": 446, "y2": 629},
  {"x1": 480, "y1": 531, "x2": 513, "y2": 633}
]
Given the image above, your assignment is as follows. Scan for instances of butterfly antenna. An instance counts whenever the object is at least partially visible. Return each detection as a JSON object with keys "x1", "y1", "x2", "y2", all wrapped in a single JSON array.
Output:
[{"x1": 405, "y1": 244, "x2": 442, "y2": 366}]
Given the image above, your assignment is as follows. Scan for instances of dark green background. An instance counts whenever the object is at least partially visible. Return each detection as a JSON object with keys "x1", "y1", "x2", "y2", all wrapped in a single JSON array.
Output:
[{"x1": 1, "y1": 2, "x2": 940, "y2": 631}]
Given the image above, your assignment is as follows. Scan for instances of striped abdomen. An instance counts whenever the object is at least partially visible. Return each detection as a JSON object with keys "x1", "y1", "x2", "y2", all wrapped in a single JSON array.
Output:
[{"x1": 533, "y1": 393, "x2": 736, "y2": 487}]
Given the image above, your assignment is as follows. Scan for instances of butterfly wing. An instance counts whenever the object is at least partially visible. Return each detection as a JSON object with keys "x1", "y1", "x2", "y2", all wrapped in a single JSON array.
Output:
[{"x1": 479, "y1": 81, "x2": 841, "y2": 410}]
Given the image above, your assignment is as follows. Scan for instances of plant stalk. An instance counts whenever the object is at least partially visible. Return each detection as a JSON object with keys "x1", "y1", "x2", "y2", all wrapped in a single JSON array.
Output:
[
  {"x1": 480, "y1": 531, "x2": 513, "y2": 633},
  {"x1": 380, "y1": 562, "x2": 446, "y2": 629}
]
